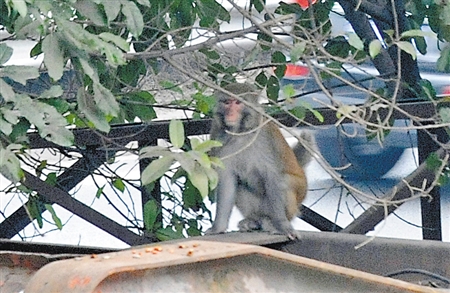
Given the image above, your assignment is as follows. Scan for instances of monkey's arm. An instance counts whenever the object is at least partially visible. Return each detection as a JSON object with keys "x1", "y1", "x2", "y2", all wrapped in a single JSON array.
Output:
[{"x1": 207, "y1": 167, "x2": 237, "y2": 234}]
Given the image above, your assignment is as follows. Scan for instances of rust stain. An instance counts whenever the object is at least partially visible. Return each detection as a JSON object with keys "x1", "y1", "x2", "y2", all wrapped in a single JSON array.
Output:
[
  {"x1": 10, "y1": 254, "x2": 21, "y2": 266},
  {"x1": 68, "y1": 276, "x2": 92, "y2": 289}
]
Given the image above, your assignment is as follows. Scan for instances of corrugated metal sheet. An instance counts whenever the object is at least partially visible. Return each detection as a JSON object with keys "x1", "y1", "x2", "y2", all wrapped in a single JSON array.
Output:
[{"x1": 24, "y1": 240, "x2": 440, "y2": 293}]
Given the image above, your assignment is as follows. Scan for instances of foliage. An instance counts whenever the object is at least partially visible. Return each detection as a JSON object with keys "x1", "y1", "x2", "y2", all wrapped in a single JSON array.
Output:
[{"x1": 0, "y1": 0, "x2": 449, "y2": 243}]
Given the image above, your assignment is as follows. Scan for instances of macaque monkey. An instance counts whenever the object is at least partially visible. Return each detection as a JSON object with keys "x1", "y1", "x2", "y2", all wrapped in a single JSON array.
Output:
[{"x1": 207, "y1": 83, "x2": 311, "y2": 240}]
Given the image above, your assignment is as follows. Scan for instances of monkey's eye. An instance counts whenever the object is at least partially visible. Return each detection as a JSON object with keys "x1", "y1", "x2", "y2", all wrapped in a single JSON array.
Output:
[{"x1": 223, "y1": 99, "x2": 241, "y2": 105}]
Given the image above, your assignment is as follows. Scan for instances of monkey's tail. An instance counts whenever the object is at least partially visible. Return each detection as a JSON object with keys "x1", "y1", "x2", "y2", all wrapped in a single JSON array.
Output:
[{"x1": 292, "y1": 131, "x2": 316, "y2": 167}]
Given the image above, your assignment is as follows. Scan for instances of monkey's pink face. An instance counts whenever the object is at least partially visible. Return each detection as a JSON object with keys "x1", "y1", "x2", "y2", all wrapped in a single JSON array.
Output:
[{"x1": 222, "y1": 98, "x2": 244, "y2": 126}]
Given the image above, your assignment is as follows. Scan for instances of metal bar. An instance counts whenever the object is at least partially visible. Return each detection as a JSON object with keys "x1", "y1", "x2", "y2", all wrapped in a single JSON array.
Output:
[
  {"x1": 299, "y1": 205, "x2": 343, "y2": 232},
  {"x1": 26, "y1": 101, "x2": 439, "y2": 149},
  {"x1": 27, "y1": 120, "x2": 213, "y2": 149},
  {"x1": 340, "y1": 147, "x2": 445, "y2": 235},
  {"x1": 417, "y1": 127, "x2": 446, "y2": 240},
  {"x1": 0, "y1": 149, "x2": 108, "y2": 239},
  {"x1": 21, "y1": 171, "x2": 149, "y2": 245}
]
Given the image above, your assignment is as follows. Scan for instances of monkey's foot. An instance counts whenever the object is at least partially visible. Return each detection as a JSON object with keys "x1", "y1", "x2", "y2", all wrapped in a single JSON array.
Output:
[
  {"x1": 266, "y1": 228, "x2": 301, "y2": 240},
  {"x1": 285, "y1": 229, "x2": 301, "y2": 240},
  {"x1": 204, "y1": 227, "x2": 226, "y2": 235},
  {"x1": 238, "y1": 219, "x2": 262, "y2": 231},
  {"x1": 267, "y1": 221, "x2": 301, "y2": 240}
]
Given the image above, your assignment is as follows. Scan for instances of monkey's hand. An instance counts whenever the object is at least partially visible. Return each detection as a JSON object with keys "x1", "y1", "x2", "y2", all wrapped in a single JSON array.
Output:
[{"x1": 204, "y1": 227, "x2": 226, "y2": 235}]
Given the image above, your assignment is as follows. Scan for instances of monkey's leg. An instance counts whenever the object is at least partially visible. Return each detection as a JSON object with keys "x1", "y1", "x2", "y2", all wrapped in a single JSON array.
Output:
[
  {"x1": 263, "y1": 178, "x2": 301, "y2": 240},
  {"x1": 235, "y1": 187, "x2": 264, "y2": 231},
  {"x1": 238, "y1": 218, "x2": 263, "y2": 231}
]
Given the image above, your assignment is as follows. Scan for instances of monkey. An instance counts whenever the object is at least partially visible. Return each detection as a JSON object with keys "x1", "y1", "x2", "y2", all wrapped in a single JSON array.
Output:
[{"x1": 206, "y1": 82, "x2": 312, "y2": 240}]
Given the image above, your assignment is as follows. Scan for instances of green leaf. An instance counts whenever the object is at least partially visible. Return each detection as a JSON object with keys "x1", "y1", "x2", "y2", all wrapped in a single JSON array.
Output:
[
  {"x1": 347, "y1": 32, "x2": 364, "y2": 51},
  {"x1": 0, "y1": 115, "x2": 13, "y2": 136},
  {"x1": 45, "y1": 204, "x2": 63, "y2": 230},
  {"x1": 99, "y1": 32, "x2": 130, "y2": 52},
  {"x1": 187, "y1": 166, "x2": 209, "y2": 198},
  {"x1": 136, "y1": 0, "x2": 150, "y2": 7},
  {"x1": 255, "y1": 72, "x2": 268, "y2": 88},
  {"x1": 42, "y1": 33, "x2": 64, "y2": 80},
  {"x1": 1, "y1": 107, "x2": 18, "y2": 125},
  {"x1": 143, "y1": 199, "x2": 160, "y2": 231},
  {"x1": 99, "y1": 0, "x2": 121, "y2": 22},
  {"x1": 266, "y1": 75, "x2": 280, "y2": 102},
  {"x1": 45, "y1": 172, "x2": 57, "y2": 186},
  {"x1": 289, "y1": 106, "x2": 306, "y2": 120},
  {"x1": 197, "y1": 0, "x2": 230, "y2": 26},
  {"x1": 426, "y1": 152, "x2": 442, "y2": 172},
  {"x1": 199, "y1": 48, "x2": 220, "y2": 60},
  {"x1": 15, "y1": 94, "x2": 74, "y2": 146},
  {"x1": 141, "y1": 156, "x2": 174, "y2": 185},
  {"x1": 325, "y1": 36, "x2": 351, "y2": 58},
  {"x1": 174, "y1": 153, "x2": 196, "y2": 175},
  {"x1": 439, "y1": 107, "x2": 450, "y2": 123},
  {"x1": 93, "y1": 83, "x2": 120, "y2": 115},
  {"x1": 310, "y1": 108, "x2": 324, "y2": 123},
  {"x1": 257, "y1": 32, "x2": 272, "y2": 51},
  {"x1": 96, "y1": 185, "x2": 105, "y2": 198},
  {"x1": 40, "y1": 86, "x2": 64, "y2": 99},
  {"x1": 182, "y1": 179, "x2": 203, "y2": 211},
  {"x1": 30, "y1": 42, "x2": 42, "y2": 58},
  {"x1": 113, "y1": 178, "x2": 125, "y2": 193},
  {"x1": 0, "y1": 79, "x2": 14, "y2": 102},
  {"x1": 122, "y1": 91, "x2": 157, "y2": 122},
  {"x1": 9, "y1": 118, "x2": 30, "y2": 143},
  {"x1": 169, "y1": 119, "x2": 185, "y2": 149},
  {"x1": 336, "y1": 104, "x2": 358, "y2": 118},
  {"x1": 10, "y1": 0, "x2": 27, "y2": 17},
  {"x1": 121, "y1": 0, "x2": 144, "y2": 37},
  {"x1": 190, "y1": 137, "x2": 202, "y2": 150},
  {"x1": 0, "y1": 144, "x2": 24, "y2": 183},
  {"x1": 73, "y1": 0, "x2": 107, "y2": 26},
  {"x1": 0, "y1": 65, "x2": 39, "y2": 85},
  {"x1": 369, "y1": 39, "x2": 382, "y2": 59},
  {"x1": 0, "y1": 43, "x2": 13, "y2": 65},
  {"x1": 191, "y1": 139, "x2": 222, "y2": 152},
  {"x1": 282, "y1": 84, "x2": 296, "y2": 99},
  {"x1": 77, "y1": 88, "x2": 111, "y2": 132},
  {"x1": 437, "y1": 45, "x2": 450, "y2": 72},
  {"x1": 192, "y1": 92, "x2": 215, "y2": 115},
  {"x1": 205, "y1": 167, "x2": 219, "y2": 190},
  {"x1": 27, "y1": 199, "x2": 44, "y2": 228},
  {"x1": 140, "y1": 146, "x2": 172, "y2": 159},
  {"x1": 160, "y1": 80, "x2": 183, "y2": 94},
  {"x1": 155, "y1": 226, "x2": 183, "y2": 241},
  {"x1": 400, "y1": 29, "x2": 435, "y2": 39},
  {"x1": 35, "y1": 160, "x2": 48, "y2": 178},
  {"x1": 290, "y1": 42, "x2": 306, "y2": 63},
  {"x1": 188, "y1": 150, "x2": 211, "y2": 169},
  {"x1": 397, "y1": 41, "x2": 417, "y2": 60},
  {"x1": 251, "y1": 0, "x2": 265, "y2": 13},
  {"x1": 272, "y1": 51, "x2": 286, "y2": 64},
  {"x1": 419, "y1": 79, "x2": 436, "y2": 100}
]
